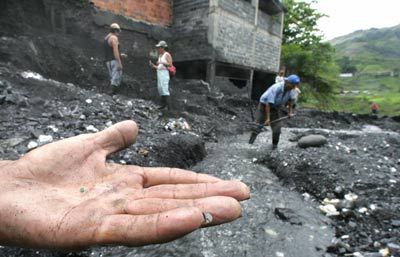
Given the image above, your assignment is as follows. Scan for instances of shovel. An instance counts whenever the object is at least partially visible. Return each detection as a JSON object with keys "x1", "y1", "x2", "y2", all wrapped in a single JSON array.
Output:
[
  {"x1": 248, "y1": 115, "x2": 294, "y2": 144},
  {"x1": 248, "y1": 115, "x2": 294, "y2": 130}
]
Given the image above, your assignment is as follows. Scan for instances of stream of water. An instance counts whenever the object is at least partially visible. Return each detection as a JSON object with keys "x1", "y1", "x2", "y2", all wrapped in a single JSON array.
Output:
[{"x1": 90, "y1": 130, "x2": 335, "y2": 257}]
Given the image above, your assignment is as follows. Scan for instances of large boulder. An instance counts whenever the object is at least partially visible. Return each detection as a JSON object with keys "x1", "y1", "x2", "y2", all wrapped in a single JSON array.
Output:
[{"x1": 298, "y1": 135, "x2": 327, "y2": 148}]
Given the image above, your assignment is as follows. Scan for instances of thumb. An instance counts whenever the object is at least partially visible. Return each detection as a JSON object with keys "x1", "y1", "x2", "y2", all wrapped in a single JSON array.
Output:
[{"x1": 95, "y1": 120, "x2": 138, "y2": 155}]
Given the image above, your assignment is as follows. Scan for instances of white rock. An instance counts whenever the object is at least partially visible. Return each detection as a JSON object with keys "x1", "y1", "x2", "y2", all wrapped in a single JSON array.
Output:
[
  {"x1": 21, "y1": 71, "x2": 44, "y2": 80},
  {"x1": 38, "y1": 135, "x2": 53, "y2": 144},
  {"x1": 302, "y1": 193, "x2": 311, "y2": 201},
  {"x1": 264, "y1": 228, "x2": 278, "y2": 237},
  {"x1": 86, "y1": 125, "x2": 99, "y2": 132},
  {"x1": 358, "y1": 207, "x2": 368, "y2": 214},
  {"x1": 319, "y1": 204, "x2": 340, "y2": 216},
  {"x1": 352, "y1": 252, "x2": 364, "y2": 257},
  {"x1": 47, "y1": 125, "x2": 58, "y2": 132},
  {"x1": 344, "y1": 193, "x2": 358, "y2": 202},
  {"x1": 322, "y1": 198, "x2": 340, "y2": 206},
  {"x1": 27, "y1": 141, "x2": 38, "y2": 149}
]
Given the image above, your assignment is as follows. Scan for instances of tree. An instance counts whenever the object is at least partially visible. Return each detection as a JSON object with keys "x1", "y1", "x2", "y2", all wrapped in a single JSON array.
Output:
[
  {"x1": 338, "y1": 56, "x2": 357, "y2": 74},
  {"x1": 281, "y1": 0, "x2": 339, "y2": 108},
  {"x1": 282, "y1": 0, "x2": 325, "y2": 47}
]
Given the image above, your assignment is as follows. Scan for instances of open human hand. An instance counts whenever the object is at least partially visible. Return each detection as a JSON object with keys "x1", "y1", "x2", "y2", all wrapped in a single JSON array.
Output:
[{"x1": 0, "y1": 121, "x2": 250, "y2": 249}]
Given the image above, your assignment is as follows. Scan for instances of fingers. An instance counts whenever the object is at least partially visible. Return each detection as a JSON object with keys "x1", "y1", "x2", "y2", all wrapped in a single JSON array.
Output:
[
  {"x1": 95, "y1": 207, "x2": 204, "y2": 246},
  {"x1": 140, "y1": 167, "x2": 221, "y2": 187},
  {"x1": 124, "y1": 196, "x2": 241, "y2": 225},
  {"x1": 142, "y1": 180, "x2": 250, "y2": 201},
  {"x1": 103, "y1": 165, "x2": 221, "y2": 187},
  {"x1": 95, "y1": 120, "x2": 138, "y2": 154}
]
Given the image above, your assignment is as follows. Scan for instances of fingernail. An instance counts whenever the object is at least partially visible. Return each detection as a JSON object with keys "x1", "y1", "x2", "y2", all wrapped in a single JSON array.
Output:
[{"x1": 202, "y1": 212, "x2": 213, "y2": 225}]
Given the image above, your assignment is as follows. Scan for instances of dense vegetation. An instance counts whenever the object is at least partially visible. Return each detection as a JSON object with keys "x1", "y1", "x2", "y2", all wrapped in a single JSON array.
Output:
[
  {"x1": 281, "y1": 0, "x2": 339, "y2": 109},
  {"x1": 281, "y1": 0, "x2": 400, "y2": 116}
]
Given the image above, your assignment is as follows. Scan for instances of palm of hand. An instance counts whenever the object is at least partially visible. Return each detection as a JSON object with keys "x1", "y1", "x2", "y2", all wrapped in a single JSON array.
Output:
[{"x1": 0, "y1": 121, "x2": 249, "y2": 249}]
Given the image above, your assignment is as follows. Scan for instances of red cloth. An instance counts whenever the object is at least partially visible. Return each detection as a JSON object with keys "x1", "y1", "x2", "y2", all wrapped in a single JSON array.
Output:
[{"x1": 371, "y1": 103, "x2": 379, "y2": 111}]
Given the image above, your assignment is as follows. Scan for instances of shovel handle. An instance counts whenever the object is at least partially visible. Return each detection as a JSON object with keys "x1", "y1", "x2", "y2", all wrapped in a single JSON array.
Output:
[{"x1": 269, "y1": 115, "x2": 293, "y2": 125}]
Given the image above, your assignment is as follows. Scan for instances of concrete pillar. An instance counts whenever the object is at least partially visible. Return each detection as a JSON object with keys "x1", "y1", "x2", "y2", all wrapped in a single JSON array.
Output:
[
  {"x1": 251, "y1": 0, "x2": 259, "y2": 26},
  {"x1": 206, "y1": 60, "x2": 216, "y2": 91},
  {"x1": 250, "y1": 0, "x2": 259, "y2": 69},
  {"x1": 248, "y1": 69, "x2": 255, "y2": 119}
]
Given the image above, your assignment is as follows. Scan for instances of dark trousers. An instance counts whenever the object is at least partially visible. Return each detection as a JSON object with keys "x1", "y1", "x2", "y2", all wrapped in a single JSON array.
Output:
[{"x1": 249, "y1": 104, "x2": 282, "y2": 145}]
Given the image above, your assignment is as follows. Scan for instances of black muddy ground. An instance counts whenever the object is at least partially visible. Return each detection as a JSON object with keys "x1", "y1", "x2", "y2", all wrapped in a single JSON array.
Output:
[{"x1": 1, "y1": 1, "x2": 400, "y2": 256}]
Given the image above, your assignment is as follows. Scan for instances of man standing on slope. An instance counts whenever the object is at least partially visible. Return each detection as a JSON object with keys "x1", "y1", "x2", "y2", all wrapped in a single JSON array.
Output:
[
  {"x1": 104, "y1": 23, "x2": 123, "y2": 94},
  {"x1": 248, "y1": 74, "x2": 300, "y2": 149}
]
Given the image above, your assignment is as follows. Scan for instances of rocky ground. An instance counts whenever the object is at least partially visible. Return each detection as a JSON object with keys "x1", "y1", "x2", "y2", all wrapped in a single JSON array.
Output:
[
  {"x1": 1, "y1": 1, "x2": 400, "y2": 256},
  {"x1": 1, "y1": 62, "x2": 400, "y2": 257}
]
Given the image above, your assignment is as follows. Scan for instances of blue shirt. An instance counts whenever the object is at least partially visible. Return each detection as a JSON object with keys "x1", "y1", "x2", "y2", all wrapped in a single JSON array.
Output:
[{"x1": 259, "y1": 82, "x2": 295, "y2": 108}]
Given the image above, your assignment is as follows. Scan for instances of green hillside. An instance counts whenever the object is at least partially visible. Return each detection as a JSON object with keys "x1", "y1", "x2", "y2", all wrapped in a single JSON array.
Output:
[
  {"x1": 329, "y1": 24, "x2": 400, "y2": 116},
  {"x1": 332, "y1": 24, "x2": 400, "y2": 73}
]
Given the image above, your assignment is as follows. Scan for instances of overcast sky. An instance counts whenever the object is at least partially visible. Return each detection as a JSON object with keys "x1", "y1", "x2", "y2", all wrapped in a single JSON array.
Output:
[{"x1": 304, "y1": 0, "x2": 400, "y2": 40}]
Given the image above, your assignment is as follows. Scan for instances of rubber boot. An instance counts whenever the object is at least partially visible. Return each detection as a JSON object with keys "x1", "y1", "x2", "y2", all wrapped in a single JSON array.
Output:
[
  {"x1": 249, "y1": 132, "x2": 258, "y2": 144},
  {"x1": 111, "y1": 85, "x2": 119, "y2": 95},
  {"x1": 165, "y1": 95, "x2": 171, "y2": 110},
  {"x1": 272, "y1": 133, "x2": 280, "y2": 149},
  {"x1": 158, "y1": 96, "x2": 167, "y2": 110}
]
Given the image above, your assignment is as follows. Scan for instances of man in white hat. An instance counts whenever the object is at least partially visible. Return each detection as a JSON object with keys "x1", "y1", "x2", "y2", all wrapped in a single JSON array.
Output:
[{"x1": 104, "y1": 23, "x2": 123, "y2": 94}]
